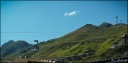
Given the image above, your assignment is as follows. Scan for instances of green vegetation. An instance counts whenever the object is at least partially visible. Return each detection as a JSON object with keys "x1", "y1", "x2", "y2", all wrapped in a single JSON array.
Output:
[
  {"x1": 1, "y1": 40, "x2": 32, "y2": 61},
  {"x1": 1, "y1": 22, "x2": 127, "y2": 62}
]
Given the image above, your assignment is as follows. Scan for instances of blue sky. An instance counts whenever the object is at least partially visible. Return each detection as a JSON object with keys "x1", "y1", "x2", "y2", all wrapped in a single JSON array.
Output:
[{"x1": 1, "y1": 1, "x2": 127, "y2": 45}]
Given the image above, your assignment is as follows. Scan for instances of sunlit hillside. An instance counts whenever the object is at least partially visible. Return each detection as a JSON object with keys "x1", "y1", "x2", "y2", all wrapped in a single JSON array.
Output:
[{"x1": 1, "y1": 22, "x2": 128, "y2": 63}]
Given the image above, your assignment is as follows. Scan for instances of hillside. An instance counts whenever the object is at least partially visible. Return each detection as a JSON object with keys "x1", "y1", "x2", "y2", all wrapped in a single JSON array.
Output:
[
  {"x1": 1, "y1": 40, "x2": 32, "y2": 61},
  {"x1": 1, "y1": 22, "x2": 128, "y2": 62}
]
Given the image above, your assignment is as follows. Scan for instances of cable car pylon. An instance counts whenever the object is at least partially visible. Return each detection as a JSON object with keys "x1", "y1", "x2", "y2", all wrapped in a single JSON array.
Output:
[{"x1": 32, "y1": 40, "x2": 39, "y2": 52}]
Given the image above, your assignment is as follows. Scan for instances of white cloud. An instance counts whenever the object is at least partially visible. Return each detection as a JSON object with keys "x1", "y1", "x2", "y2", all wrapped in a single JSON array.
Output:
[
  {"x1": 64, "y1": 10, "x2": 79, "y2": 16},
  {"x1": 64, "y1": 12, "x2": 68, "y2": 16}
]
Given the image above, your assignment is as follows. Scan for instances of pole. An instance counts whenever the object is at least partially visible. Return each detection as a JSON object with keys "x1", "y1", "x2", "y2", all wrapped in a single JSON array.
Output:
[
  {"x1": 120, "y1": 20, "x2": 122, "y2": 24},
  {"x1": 116, "y1": 16, "x2": 118, "y2": 24}
]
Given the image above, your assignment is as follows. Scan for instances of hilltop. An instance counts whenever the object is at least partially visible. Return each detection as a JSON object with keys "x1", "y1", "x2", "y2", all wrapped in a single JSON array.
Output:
[
  {"x1": 1, "y1": 40, "x2": 32, "y2": 61},
  {"x1": 1, "y1": 22, "x2": 128, "y2": 62}
]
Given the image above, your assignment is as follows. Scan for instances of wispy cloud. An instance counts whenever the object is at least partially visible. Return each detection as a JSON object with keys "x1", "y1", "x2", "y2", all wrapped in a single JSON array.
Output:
[{"x1": 64, "y1": 11, "x2": 79, "y2": 16}]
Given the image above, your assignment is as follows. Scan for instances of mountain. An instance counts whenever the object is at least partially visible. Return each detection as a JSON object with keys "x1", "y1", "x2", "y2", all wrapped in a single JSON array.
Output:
[
  {"x1": 1, "y1": 40, "x2": 32, "y2": 61},
  {"x1": 1, "y1": 22, "x2": 128, "y2": 62}
]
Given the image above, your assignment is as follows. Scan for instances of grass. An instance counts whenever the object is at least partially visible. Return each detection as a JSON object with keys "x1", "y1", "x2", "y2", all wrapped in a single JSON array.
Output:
[{"x1": 2, "y1": 23, "x2": 127, "y2": 62}]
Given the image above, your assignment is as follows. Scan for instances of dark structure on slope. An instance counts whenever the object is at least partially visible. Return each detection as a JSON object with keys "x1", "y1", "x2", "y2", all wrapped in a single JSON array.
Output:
[{"x1": 32, "y1": 40, "x2": 39, "y2": 52}]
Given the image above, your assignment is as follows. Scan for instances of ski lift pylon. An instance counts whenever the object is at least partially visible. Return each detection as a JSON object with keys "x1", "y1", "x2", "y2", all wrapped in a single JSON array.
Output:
[{"x1": 32, "y1": 40, "x2": 39, "y2": 52}]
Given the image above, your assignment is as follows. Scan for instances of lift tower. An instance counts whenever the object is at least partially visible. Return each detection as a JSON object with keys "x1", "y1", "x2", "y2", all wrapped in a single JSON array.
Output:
[
  {"x1": 32, "y1": 40, "x2": 39, "y2": 52},
  {"x1": 116, "y1": 16, "x2": 118, "y2": 24}
]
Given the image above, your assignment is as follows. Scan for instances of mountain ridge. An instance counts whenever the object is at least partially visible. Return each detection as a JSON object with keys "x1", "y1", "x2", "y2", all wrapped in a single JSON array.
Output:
[{"x1": 1, "y1": 22, "x2": 128, "y2": 62}]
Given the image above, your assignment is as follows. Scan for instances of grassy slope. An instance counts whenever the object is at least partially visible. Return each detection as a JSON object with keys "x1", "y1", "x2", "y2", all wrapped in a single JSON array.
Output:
[
  {"x1": 3, "y1": 24, "x2": 127, "y2": 62},
  {"x1": 28, "y1": 24, "x2": 127, "y2": 61}
]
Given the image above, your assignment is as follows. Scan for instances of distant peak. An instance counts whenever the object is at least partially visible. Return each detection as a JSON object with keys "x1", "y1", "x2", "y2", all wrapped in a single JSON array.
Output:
[{"x1": 84, "y1": 24, "x2": 95, "y2": 27}]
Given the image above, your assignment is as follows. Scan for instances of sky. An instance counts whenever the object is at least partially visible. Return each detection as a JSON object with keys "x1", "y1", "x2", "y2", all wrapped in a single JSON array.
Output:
[{"x1": 1, "y1": 1, "x2": 127, "y2": 45}]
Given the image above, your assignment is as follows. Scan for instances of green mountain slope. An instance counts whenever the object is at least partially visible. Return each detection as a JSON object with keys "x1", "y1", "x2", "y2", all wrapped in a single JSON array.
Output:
[
  {"x1": 1, "y1": 23, "x2": 128, "y2": 62},
  {"x1": 1, "y1": 40, "x2": 32, "y2": 61}
]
